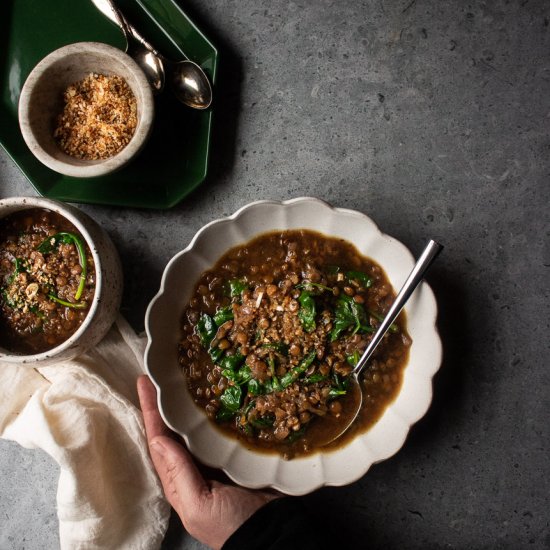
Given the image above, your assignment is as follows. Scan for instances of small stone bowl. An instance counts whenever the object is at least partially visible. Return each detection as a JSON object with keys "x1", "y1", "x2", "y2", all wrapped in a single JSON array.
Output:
[
  {"x1": 0, "y1": 196, "x2": 123, "y2": 365},
  {"x1": 18, "y1": 42, "x2": 154, "y2": 178}
]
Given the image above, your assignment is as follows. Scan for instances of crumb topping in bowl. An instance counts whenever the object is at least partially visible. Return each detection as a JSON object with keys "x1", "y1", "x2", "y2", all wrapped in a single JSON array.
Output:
[{"x1": 54, "y1": 73, "x2": 137, "y2": 160}]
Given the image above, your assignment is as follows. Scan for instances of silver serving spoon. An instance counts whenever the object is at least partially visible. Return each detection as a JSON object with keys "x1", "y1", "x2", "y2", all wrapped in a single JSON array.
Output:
[
  {"x1": 94, "y1": 0, "x2": 165, "y2": 94},
  {"x1": 306, "y1": 239, "x2": 444, "y2": 448},
  {"x1": 93, "y1": 0, "x2": 212, "y2": 109}
]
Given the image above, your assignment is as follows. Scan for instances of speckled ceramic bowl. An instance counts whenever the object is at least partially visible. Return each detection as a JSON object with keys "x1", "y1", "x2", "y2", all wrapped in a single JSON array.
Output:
[
  {"x1": 0, "y1": 197, "x2": 123, "y2": 365},
  {"x1": 145, "y1": 197, "x2": 442, "y2": 495},
  {"x1": 18, "y1": 42, "x2": 154, "y2": 178}
]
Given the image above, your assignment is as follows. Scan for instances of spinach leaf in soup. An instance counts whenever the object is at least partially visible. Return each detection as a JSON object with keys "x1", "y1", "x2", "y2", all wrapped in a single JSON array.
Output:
[
  {"x1": 249, "y1": 414, "x2": 275, "y2": 429},
  {"x1": 345, "y1": 270, "x2": 373, "y2": 288},
  {"x1": 298, "y1": 290, "x2": 316, "y2": 333},
  {"x1": 196, "y1": 312, "x2": 225, "y2": 363},
  {"x1": 217, "y1": 385, "x2": 243, "y2": 421},
  {"x1": 280, "y1": 351, "x2": 316, "y2": 388},
  {"x1": 223, "y1": 365, "x2": 252, "y2": 386},
  {"x1": 214, "y1": 305, "x2": 234, "y2": 326},
  {"x1": 228, "y1": 279, "x2": 248, "y2": 298},
  {"x1": 346, "y1": 349, "x2": 361, "y2": 367},
  {"x1": 196, "y1": 312, "x2": 217, "y2": 348},
  {"x1": 219, "y1": 353, "x2": 245, "y2": 371},
  {"x1": 328, "y1": 373, "x2": 349, "y2": 400},
  {"x1": 330, "y1": 294, "x2": 373, "y2": 342}
]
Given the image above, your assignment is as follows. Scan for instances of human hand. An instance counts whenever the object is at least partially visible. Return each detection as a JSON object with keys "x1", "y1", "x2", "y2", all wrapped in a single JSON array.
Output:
[{"x1": 137, "y1": 375, "x2": 279, "y2": 550}]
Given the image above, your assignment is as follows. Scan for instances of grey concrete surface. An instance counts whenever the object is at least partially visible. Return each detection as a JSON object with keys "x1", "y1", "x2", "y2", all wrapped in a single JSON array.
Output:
[{"x1": 1, "y1": 0, "x2": 549, "y2": 548}]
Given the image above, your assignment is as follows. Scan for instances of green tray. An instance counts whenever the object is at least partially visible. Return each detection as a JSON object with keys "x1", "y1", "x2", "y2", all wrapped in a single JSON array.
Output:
[{"x1": 0, "y1": 0, "x2": 218, "y2": 209}]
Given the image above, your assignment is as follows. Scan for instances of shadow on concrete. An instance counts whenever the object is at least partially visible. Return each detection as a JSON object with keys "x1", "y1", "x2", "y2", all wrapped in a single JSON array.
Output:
[{"x1": 169, "y1": 0, "x2": 244, "y2": 211}]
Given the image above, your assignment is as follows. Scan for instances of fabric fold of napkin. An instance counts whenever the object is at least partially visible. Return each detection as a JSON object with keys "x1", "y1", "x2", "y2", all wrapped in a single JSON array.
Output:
[{"x1": 0, "y1": 316, "x2": 170, "y2": 549}]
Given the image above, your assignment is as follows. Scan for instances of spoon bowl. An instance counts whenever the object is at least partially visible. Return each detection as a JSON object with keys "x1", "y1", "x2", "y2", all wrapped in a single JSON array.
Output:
[
  {"x1": 171, "y1": 60, "x2": 213, "y2": 110},
  {"x1": 312, "y1": 239, "x2": 443, "y2": 447},
  {"x1": 304, "y1": 380, "x2": 363, "y2": 448},
  {"x1": 131, "y1": 46, "x2": 165, "y2": 94}
]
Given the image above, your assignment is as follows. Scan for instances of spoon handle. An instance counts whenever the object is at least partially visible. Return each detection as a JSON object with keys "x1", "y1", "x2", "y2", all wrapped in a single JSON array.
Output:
[
  {"x1": 95, "y1": 0, "x2": 165, "y2": 58},
  {"x1": 102, "y1": 0, "x2": 132, "y2": 40},
  {"x1": 125, "y1": 21, "x2": 164, "y2": 59},
  {"x1": 353, "y1": 239, "x2": 443, "y2": 376}
]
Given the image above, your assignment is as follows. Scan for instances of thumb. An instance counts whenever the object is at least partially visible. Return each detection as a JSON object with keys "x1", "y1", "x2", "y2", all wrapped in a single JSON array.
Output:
[{"x1": 149, "y1": 435, "x2": 210, "y2": 514}]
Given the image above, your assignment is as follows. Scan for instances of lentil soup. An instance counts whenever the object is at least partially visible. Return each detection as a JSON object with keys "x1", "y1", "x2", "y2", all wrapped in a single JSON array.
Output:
[
  {"x1": 0, "y1": 208, "x2": 96, "y2": 354},
  {"x1": 179, "y1": 230, "x2": 411, "y2": 459}
]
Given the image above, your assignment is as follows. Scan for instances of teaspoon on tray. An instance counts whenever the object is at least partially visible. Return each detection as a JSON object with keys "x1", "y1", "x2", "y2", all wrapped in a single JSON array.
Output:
[
  {"x1": 95, "y1": 0, "x2": 165, "y2": 94},
  {"x1": 307, "y1": 239, "x2": 444, "y2": 448},
  {"x1": 92, "y1": 0, "x2": 213, "y2": 110}
]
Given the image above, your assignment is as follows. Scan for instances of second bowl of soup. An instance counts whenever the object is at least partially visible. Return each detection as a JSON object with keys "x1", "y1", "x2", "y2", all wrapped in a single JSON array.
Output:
[{"x1": 0, "y1": 197, "x2": 123, "y2": 364}]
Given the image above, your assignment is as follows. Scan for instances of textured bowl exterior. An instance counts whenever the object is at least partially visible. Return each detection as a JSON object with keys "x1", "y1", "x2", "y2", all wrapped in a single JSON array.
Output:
[
  {"x1": 18, "y1": 42, "x2": 154, "y2": 178},
  {"x1": 0, "y1": 197, "x2": 123, "y2": 365},
  {"x1": 145, "y1": 198, "x2": 442, "y2": 495}
]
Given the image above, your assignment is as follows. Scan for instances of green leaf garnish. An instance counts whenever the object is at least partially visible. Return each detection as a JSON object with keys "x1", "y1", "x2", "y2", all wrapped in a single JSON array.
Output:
[
  {"x1": 328, "y1": 388, "x2": 347, "y2": 399},
  {"x1": 219, "y1": 353, "x2": 245, "y2": 371},
  {"x1": 216, "y1": 407, "x2": 237, "y2": 422},
  {"x1": 298, "y1": 290, "x2": 316, "y2": 333},
  {"x1": 346, "y1": 270, "x2": 373, "y2": 288},
  {"x1": 1, "y1": 258, "x2": 27, "y2": 308},
  {"x1": 330, "y1": 294, "x2": 373, "y2": 341},
  {"x1": 196, "y1": 312, "x2": 217, "y2": 348},
  {"x1": 219, "y1": 385, "x2": 243, "y2": 413},
  {"x1": 267, "y1": 355, "x2": 282, "y2": 392},
  {"x1": 227, "y1": 279, "x2": 248, "y2": 297},
  {"x1": 247, "y1": 378, "x2": 263, "y2": 396},
  {"x1": 7, "y1": 257, "x2": 26, "y2": 285},
  {"x1": 37, "y1": 232, "x2": 87, "y2": 301},
  {"x1": 280, "y1": 350, "x2": 316, "y2": 388},
  {"x1": 368, "y1": 310, "x2": 399, "y2": 333},
  {"x1": 328, "y1": 373, "x2": 349, "y2": 400},
  {"x1": 47, "y1": 293, "x2": 88, "y2": 309},
  {"x1": 302, "y1": 373, "x2": 328, "y2": 385},
  {"x1": 213, "y1": 305, "x2": 234, "y2": 326},
  {"x1": 346, "y1": 349, "x2": 361, "y2": 367},
  {"x1": 196, "y1": 312, "x2": 225, "y2": 363},
  {"x1": 249, "y1": 414, "x2": 275, "y2": 429},
  {"x1": 286, "y1": 426, "x2": 306, "y2": 443},
  {"x1": 222, "y1": 364, "x2": 252, "y2": 386}
]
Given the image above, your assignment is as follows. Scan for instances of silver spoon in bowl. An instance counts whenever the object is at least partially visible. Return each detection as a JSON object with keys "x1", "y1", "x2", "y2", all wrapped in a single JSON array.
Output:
[
  {"x1": 306, "y1": 239, "x2": 444, "y2": 448},
  {"x1": 93, "y1": 0, "x2": 212, "y2": 109}
]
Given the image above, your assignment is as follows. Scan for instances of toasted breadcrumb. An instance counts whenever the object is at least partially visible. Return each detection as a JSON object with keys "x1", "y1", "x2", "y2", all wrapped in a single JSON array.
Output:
[{"x1": 54, "y1": 73, "x2": 137, "y2": 160}]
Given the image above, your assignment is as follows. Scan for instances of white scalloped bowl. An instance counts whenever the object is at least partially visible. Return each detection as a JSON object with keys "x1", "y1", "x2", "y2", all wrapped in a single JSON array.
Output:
[{"x1": 145, "y1": 198, "x2": 442, "y2": 495}]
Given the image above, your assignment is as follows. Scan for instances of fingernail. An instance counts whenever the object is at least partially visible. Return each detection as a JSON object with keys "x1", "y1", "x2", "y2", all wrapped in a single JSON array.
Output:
[{"x1": 150, "y1": 439, "x2": 166, "y2": 456}]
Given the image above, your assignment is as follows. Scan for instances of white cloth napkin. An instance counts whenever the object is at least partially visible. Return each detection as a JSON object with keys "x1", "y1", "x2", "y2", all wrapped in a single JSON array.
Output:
[{"x1": 0, "y1": 316, "x2": 170, "y2": 549}]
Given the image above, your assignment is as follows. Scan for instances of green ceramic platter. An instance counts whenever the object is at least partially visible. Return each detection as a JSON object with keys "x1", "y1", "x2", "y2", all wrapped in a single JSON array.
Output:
[{"x1": 0, "y1": 0, "x2": 218, "y2": 209}]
